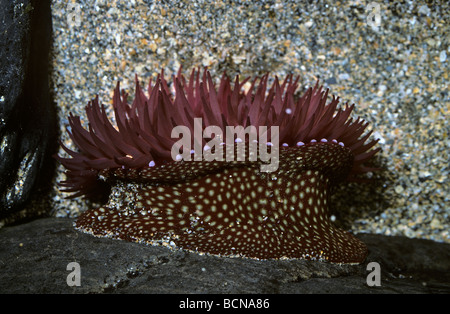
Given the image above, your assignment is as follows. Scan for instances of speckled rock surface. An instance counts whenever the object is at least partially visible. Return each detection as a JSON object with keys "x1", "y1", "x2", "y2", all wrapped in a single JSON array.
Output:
[{"x1": 0, "y1": 217, "x2": 449, "y2": 293}]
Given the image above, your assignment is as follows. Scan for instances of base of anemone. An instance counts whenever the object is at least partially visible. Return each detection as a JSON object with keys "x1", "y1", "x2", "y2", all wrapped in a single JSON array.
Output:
[
  {"x1": 75, "y1": 144, "x2": 367, "y2": 264},
  {"x1": 76, "y1": 205, "x2": 368, "y2": 264}
]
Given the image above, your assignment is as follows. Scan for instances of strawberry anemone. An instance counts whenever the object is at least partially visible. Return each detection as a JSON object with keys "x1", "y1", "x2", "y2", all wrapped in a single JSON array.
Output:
[{"x1": 56, "y1": 68, "x2": 380, "y2": 263}]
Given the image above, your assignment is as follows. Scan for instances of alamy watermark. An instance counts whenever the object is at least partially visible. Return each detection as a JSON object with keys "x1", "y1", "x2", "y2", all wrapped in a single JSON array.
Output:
[
  {"x1": 171, "y1": 118, "x2": 280, "y2": 172},
  {"x1": 366, "y1": 2, "x2": 381, "y2": 30},
  {"x1": 67, "y1": 3, "x2": 81, "y2": 28},
  {"x1": 366, "y1": 261, "x2": 381, "y2": 287},
  {"x1": 66, "y1": 262, "x2": 81, "y2": 287},
  {"x1": 65, "y1": 261, "x2": 381, "y2": 288}
]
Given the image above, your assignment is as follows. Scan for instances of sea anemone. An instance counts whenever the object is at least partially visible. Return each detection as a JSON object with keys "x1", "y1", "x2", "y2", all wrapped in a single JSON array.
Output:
[{"x1": 56, "y1": 68, "x2": 380, "y2": 263}]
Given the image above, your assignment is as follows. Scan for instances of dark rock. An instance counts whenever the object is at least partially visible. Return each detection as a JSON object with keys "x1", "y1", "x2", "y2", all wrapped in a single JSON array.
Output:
[
  {"x1": 0, "y1": 217, "x2": 448, "y2": 294},
  {"x1": 0, "y1": 0, "x2": 56, "y2": 218}
]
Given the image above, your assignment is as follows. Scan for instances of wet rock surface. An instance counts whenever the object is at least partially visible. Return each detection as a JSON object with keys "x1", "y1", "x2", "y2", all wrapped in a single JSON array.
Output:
[
  {"x1": 0, "y1": 0, "x2": 55, "y2": 218},
  {"x1": 0, "y1": 217, "x2": 448, "y2": 294}
]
